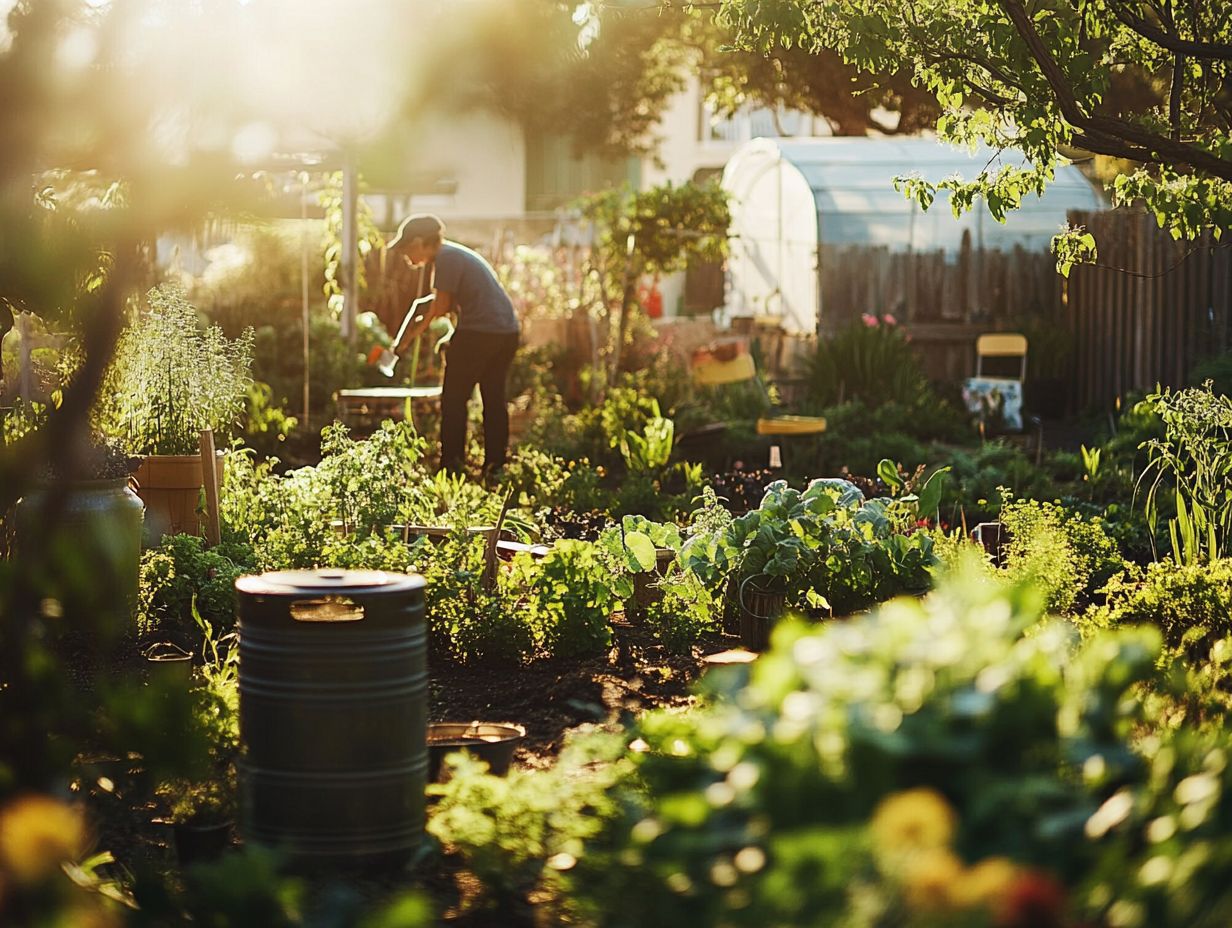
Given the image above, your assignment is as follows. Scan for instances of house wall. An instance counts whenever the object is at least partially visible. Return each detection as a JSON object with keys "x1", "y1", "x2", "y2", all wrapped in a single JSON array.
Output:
[{"x1": 364, "y1": 110, "x2": 528, "y2": 238}]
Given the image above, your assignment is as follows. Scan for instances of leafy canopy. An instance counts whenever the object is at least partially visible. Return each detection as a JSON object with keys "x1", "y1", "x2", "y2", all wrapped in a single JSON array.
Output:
[{"x1": 714, "y1": 0, "x2": 1232, "y2": 271}]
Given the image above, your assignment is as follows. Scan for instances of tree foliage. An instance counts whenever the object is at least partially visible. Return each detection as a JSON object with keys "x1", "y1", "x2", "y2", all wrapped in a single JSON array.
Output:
[
  {"x1": 714, "y1": 0, "x2": 1232, "y2": 266},
  {"x1": 428, "y1": 0, "x2": 689, "y2": 159},
  {"x1": 683, "y1": 12, "x2": 940, "y2": 136}
]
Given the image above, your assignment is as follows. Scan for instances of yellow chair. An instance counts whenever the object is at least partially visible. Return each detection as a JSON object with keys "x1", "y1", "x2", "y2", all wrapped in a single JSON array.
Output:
[
  {"x1": 967, "y1": 331, "x2": 1042, "y2": 463},
  {"x1": 691, "y1": 350, "x2": 825, "y2": 469},
  {"x1": 975, "y1": 332, "x2": 1028, "y2": 380}
]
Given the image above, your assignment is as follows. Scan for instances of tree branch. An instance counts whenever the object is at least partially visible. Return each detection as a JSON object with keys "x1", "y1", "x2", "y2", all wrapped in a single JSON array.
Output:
[
  {"x1": 1105, "y1": 0, "x2": 1232, "y2": 62},
  {"x1": 1000, "y1": 0, "x2": 1232, "y2": 181}
]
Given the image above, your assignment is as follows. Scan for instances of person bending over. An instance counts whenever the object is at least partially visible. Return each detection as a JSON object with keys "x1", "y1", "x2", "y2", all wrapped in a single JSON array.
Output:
[{"x1": 389, "y1": 213, "x2": 521, "y2": 475}]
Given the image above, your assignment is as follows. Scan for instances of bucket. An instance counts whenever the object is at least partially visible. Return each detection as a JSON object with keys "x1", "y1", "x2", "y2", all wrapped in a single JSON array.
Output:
[
  {"x1": 738, "y1": 577, "x2": 786, "y2": 651},
  {"x1": 236, "y1": 569, "x2": 428, "y2": 869}
]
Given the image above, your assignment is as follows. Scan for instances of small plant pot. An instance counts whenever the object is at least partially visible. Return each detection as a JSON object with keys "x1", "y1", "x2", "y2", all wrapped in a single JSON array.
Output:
[
  {"x1": 971, "y1": 521, "x2": 1007, "y2": 567},
  {"x1": 145, "y1": 642, "x2": 194, "y2": 688},
  {"x1": 738, "y1": 580, "x2": 786, "y2": 652},
  {"x1": 427, "y1": 722, "x2": 525, "y2": 781},
  {"x1": 172, "y1": 820, "x2": 231, "y2": 866}
]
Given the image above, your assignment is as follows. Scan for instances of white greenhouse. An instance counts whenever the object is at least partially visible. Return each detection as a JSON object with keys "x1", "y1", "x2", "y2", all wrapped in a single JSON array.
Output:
[{"x1": 721, "y1": 137, "x2": 1105, "y2": 334}]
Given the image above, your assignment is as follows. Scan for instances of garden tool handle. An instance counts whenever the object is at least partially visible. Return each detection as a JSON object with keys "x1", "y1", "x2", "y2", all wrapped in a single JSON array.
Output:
[{"x1": 391, "y1": 293, "x2": 437, "y2": 352}]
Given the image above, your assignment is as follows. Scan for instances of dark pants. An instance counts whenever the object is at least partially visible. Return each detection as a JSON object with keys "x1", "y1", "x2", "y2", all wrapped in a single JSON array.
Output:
[{"x1": 440, "y1": 329, "x2": 519, "y2": 473}]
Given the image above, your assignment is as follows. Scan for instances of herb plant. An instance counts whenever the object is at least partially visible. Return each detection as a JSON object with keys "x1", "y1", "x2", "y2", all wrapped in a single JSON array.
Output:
[{"x1": 98, "y1": 285, "x2": 254, "y2": 456}]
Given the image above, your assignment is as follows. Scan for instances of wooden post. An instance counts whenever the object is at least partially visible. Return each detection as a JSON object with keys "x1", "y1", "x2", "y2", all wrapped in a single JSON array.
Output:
[
  {"x1": 340, "y1": 151, "x2": 359, "y2": 350},
  {"x1": 199, "y1": 428, "x2": 221, "y2": 547},
  {"x1": 301, "y1": 171, "x2": 311, "y2": 425},
  {"x1": 17, "y1": 312, "x2": 32, "y2": 402}
]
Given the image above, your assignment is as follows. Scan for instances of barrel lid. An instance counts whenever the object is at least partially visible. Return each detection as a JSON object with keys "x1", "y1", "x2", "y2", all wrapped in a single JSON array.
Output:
[{"x1": 235, "y1": 569, "x2": 425, "y2": 596}]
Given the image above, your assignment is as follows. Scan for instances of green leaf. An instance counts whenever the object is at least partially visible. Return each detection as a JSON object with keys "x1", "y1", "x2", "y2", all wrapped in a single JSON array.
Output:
[
  {"x1": 877, "y1": 459, "x2": 904, "y2": 492},
  {"x1": 625, "y1": 531, "x2": 657, "y2": 573},
  {"x1": 917, "y1": 467, "x2": 950, "y2": 519}
]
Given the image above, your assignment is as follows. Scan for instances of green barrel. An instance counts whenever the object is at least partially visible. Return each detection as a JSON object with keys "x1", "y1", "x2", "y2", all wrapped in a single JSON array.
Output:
[{"x1": 236, "y1": 569, "x2": 428, "y2": 869}]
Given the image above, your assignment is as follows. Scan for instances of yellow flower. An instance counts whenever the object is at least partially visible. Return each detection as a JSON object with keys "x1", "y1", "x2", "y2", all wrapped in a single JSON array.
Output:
[
  {"x1": 901, "y1": 847, "x2": 965, "y2": 911},
  {"x1": 952, "y1": 856, "x2": 1020, "y2": 909},
  {"x1": 0, "y1": 794, "x2": 88, "y2": 884},
  {"x1": 870, "y1": 788, "x2": 956, "y2": 853}
]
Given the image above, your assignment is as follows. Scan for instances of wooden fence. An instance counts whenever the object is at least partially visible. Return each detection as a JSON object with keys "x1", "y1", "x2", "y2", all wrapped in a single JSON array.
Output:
[
  {"x1": 815, "y1": 211, "x2": 1232, "y2": 411},
  {"x1": 1064, "y1": 208, "x2": 1232, "y2": 411},
  {"x1": 818, "y1": 237, "x2": 1061, "y2": 383}
]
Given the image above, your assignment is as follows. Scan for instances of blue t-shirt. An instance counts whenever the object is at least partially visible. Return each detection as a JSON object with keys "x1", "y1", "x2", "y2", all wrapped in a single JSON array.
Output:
[{"x1": 432, "y1": 241, "x2": 520, "y2": 335}]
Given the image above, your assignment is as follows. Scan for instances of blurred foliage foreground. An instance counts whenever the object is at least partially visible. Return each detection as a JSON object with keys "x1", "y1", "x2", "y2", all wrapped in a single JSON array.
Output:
[{"x1": 6, "y1": 560, "x2": 1232, "y2": 926}]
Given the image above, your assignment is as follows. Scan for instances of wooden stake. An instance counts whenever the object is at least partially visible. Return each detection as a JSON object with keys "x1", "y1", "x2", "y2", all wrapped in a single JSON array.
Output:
[{"x1": 199, "y1": 428, "x2": 221, "y2": 547}]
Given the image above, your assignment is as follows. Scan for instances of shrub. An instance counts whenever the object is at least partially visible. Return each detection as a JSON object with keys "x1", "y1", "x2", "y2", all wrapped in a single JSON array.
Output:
[
  {"x1": 427, "y1": 732, "x2": 628, "y2": 911},
  {"x1": 1088, "y1": 558, "x2": 1232, "y2": 658},
  {"x1": 999, "y1": 496, "x2": 1124, "y2": 614},
  {"x1": 137, "y1": 534, "x2": 254, "y2": 637},
  {"x1": 521, "y1": 540, "x2": 618, "y2": 660},
  {"x1": 424, "y1": 534, "x2": 535, "y2": 666},
  {"x1": 1189, "y1": 351, "x2": 1232, "y2": 397},
  {"x1": 220, "y1": 421, "x2": 507, "y2": 570},
  {"x1": 643, "y1": 567, "x2": 717, "y2": 654},
  {"x1": 438, "y1": 566, "x2": 1232, "y2": 928},
  {"x1": 799, "y1": 315, "x2": 927, "y2": 409},
  {"x1": 940, "y1": 442, "x2": 1057, "y2": 525}
]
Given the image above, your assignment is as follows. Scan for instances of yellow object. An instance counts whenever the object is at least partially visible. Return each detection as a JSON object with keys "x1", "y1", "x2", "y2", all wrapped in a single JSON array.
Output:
[
  {"x1": 693, "y1": 354, "x2": 757, "y2": 386},
  {"x1": 756, "y1": 415, "x2": 826, "y2": 436},
  {"x1": 975, "y1": 333, "x2": 1028, "y2": 356},
  {"x1": 975, "y1": 332, "x2": 1028, "y2": 381}
]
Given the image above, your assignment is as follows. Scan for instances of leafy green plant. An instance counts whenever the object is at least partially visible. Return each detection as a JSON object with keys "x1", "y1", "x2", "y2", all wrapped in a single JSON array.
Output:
[
  {"x1": 155, "y1": 604, "x2": 240, "y2": 827},
  {"x1": 1138, "y1": 384, "x2": 1232, "y2": 565},
  {"x1": 137, "y1": 534, "x2": 255, "y2": 638},
  {"x1": 430, "y1": 563, "x2": 1232, "y2": 928},
  {"x1": 427, "y1": 732, "x2": 628, "y2": 911},
  {"x1": 97, "y1": 284, "x2": 254, "y2": 456},
  {"x1": 800, "y1": 316, "x2": 928, "y2": 409},
  {"x1": 220, "y1": 421, "x2": 504, "y2": 570},
  {"x1": 1087, "y1": 559, "x2": 1232, "y2": 660},
  {"x1": 520, "y1": 540, "x2": 619, "y2": 660},
  {"x1": 318, "y1": 420, "x2": 431, "y2": 534},
  {"x1": 619, "y1": 411, "x2": 674, "y2": 474},
  {"x1": 1, "y1": 398, "x2": 45, "y2": 446},
  {"x1": 1080, "y1": 443, "x2": 1102, "y2": 488},
  {"x1": 643, "y1": 566, "x2": 717, "y2": 654},
  {"x1": 423, "y1": 533, "x2": 535, "y2": 666},
  {"x1": 243, "y1": 380, "x2": 297, "y2": 456},
  {"x1": 706, "y1": 478, "x2": 938, "y2": 617},
  {"x1": 158, "y1": 775, "x2": 235, "y2": 827},
  {"x1": 998, "y1": 495, "x2": 1124, "y2": 615}
]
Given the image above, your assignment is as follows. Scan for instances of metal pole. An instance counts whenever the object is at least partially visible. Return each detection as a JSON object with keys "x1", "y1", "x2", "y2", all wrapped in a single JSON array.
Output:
[
  {"x1": 340, "y1": 151, "x2": 359, "y2": 349},
  {"x1": 301, "y1": 172, "x2": 311, "y2": 424}
]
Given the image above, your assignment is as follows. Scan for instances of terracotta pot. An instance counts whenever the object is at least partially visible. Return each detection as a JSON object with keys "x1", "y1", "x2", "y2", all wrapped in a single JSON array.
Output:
[{"x1": 134, "y1": 452, "x2": 224, "y2": 543}]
